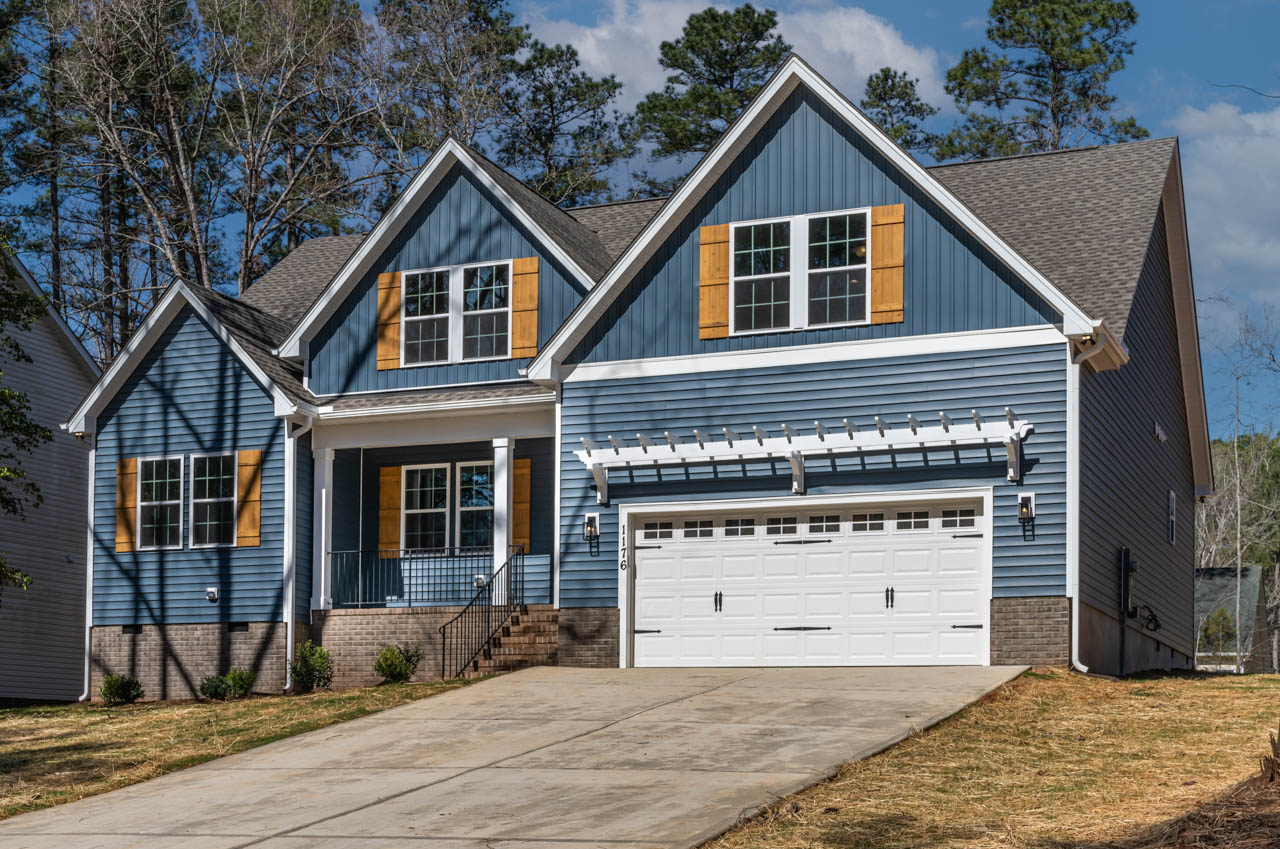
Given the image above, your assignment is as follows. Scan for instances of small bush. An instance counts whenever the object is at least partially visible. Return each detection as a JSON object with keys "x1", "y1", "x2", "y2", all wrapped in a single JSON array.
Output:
[
  {"x1": 291, "y1": 640, "x2": 333, "y2": 692},
  {"x1": 100, "y1": 674, "x2": 144, "y2": 705},
  {"x1": 225, "y1": 667, "x2": 256, "y2": 698},
  {"x1": 374, "y1": 643, "x2": 424, "y2": 684},
  {"x1": 199, "y1": 674, "x2": 232, "y2": 701}
]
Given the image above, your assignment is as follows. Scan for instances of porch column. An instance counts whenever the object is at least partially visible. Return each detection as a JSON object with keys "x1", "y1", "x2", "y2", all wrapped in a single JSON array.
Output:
[
  {"x1": 312, "y1": 447, "x2": 335, "y2": 611},
  {"x1": 492, "y1": 438, "x2": 514, "y2": 593}
]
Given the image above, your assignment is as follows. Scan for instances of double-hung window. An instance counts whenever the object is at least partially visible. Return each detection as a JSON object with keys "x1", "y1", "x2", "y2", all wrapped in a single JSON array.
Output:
[
  {"x1": 401, "y1": 260, "x2": 511, "y2": 365},
  {"x1": 730, "y1": 209, "x2": 870, "y2": 334},
  {"x1": 138, "y1": 457, "x2": 183, "y2": 550},
  {"x1": 403, "y1": 465, "x2": 449, "y2": 551},
  {"x1": 457, "y1": 462, "x2": 496, "y2": 549},
  {"x1": 191, "y1": 454, "x2": 236, "y2": 547}
]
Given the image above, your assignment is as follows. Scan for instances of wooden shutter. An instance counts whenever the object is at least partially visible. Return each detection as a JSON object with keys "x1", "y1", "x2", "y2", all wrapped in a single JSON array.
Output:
[
  {"x1": 236, "y1": 450, "x2": 262, "y2": 547},
  {"x1": 699, "y1": 224, "x2": 730, "y2": 339},
  {"x1": 871, "y1": 204, "x2": 905, "y2": 325},
  {"x1": 115, "y1": 457, "x2": 137, "y2": 553},
  {"x1": 378, "y1": 466, "x2": 402, "y2": 551},
  {"x1": 376, "y1": 271, "x2": 401, "y2": 370},
  {"x1": 512, "y1": 458, "x2": 532, "y2": 554},
  {"x1": 511, "y1": 257, "x2": 539, "y2": 358}
]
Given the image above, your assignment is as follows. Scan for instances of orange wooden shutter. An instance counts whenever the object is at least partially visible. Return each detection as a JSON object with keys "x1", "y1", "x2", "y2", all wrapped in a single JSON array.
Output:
[
  {"x1": 376, "y1": 271, "x2": 401, "y2": 370},
  {"x1": 512, "y1": 457, "x2": 532, "y2": 553},
  {"x1": 511, "y1": 257, "x2": 539, "y2": 358},
  {"x1": 699, "y1": 224, "x2": 730, "y2": 339},
  {"x1": 378, "y1": 466, "x2": 402, "y2": 551},
  {"x1": 115, "y1": 457, "x2": 137, "y2": 553},
  {"x1": 236, "y1": 450, "x2": 262, "y2": 547},
  {"x1": 871, "y1": 204, "x2": 905, "y2": 325}
]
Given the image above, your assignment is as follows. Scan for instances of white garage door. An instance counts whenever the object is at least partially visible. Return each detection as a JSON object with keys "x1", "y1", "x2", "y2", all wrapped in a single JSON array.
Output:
[{"x1": 631, "y1": 500, "x2": 989, "y2": 667}]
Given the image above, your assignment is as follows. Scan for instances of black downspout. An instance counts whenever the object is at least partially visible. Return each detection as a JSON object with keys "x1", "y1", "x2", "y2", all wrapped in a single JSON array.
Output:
[{"x1": 1117, "y1": 546, "x2": 1134, "y2": 677}]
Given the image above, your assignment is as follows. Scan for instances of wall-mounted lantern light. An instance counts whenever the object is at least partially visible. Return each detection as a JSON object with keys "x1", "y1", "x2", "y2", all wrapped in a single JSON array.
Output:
[
  {"x1": 584, "y1": 513, "x2": 600, "y2": 555},
  {"x1": 1017, "y1": 493, "x2": 1035, "y2": 525}
]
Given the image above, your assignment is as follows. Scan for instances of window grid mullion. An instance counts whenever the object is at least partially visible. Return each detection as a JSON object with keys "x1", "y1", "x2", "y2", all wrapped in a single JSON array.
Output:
[
  {"x1": 449, "y1": 266, "x2": 464, "y2": 363},
  {"x1": 790, "y1": 214, "x2": 806, "y2": 330}
]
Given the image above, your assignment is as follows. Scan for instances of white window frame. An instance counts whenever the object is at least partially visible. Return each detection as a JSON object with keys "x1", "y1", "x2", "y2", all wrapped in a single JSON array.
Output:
[
  {"x1": 456, "y1": 459, "x2": 496, "y2": 550},
  {"x1": 895, "y1": 509, "x2": 931, "y2": 533},
  {"x1": 806, "y1": 513, "x2": 842, "y2": 535},
  {"x1": 137, "y1": 455, "x2": 185, "y2": 551},
  {"x1": 399, "y1": 258, "x2": 514, "y2": 366},
  {"x1": 1167, "y1": 490, "x2": 1176, "y2": 545},
  {"x1": 189, "y1": 453, "x2": 237, "y2": 549},
  {"x1": 728, "y1": 207, "x2": 872, "y2": 336},
  {"x1": 850, "y1": 511, "x2": 887, "y2": 534},
  {"x1": 401, "y1": 463, "x2": 451, "y2": 551}
]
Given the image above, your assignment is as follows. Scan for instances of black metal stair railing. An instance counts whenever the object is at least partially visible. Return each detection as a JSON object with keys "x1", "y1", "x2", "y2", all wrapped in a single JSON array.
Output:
[{"x1": 439, "y1": 546, "x2": 525, "y2": 679}]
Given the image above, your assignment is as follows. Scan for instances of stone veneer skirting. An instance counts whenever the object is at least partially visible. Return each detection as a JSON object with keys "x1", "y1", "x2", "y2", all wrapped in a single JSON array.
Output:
[
  {"x1": 557, "y1": 607, "x2": 619, "y2": 668},
  {"x1": 989, "y1": 596, "x2": 1071, "y2": 667},
  {"x1": 90, "y1": 620, "x2": 308, "y2": 701}
]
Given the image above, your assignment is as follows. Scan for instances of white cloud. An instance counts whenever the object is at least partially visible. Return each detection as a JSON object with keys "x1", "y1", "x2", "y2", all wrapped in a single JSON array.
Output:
[{"x1": 519, "y1": 0, "x2": 946, "y2": 113}]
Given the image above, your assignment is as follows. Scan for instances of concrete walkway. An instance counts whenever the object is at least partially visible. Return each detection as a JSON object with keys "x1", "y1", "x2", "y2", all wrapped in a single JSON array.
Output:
[{"x1": 0, "y1": 665, "x2": 1024, "y2": 849}]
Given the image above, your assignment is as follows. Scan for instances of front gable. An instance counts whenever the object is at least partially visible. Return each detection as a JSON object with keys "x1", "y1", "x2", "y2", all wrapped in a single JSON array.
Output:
[
  {"x1": 308, "y1": 162, "x2": 591, "y2": 396},
  {"x1": 568, "y1": 86, "x2": 1060, "y2": 366}
]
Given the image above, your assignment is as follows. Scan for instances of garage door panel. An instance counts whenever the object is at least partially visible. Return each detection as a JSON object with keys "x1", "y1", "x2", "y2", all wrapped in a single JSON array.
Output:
[
  {"x1": 676, "y1": 554, "x2": 718, "y2": 581},
  {"x1": 938, "y1": 546, "x2": 983, "y2": 578},
  {"x1": 805, "y1": 592, "x2": 845, "y2": 619},
  {"x1": 721, "y1": 554, "x2": 760, "y2": 580},
  {"x1": 805, "y1": 550, "x2": 846, "y2": 577},
  {"x1": 762, "y1": 552, "x2": 802, "y2": 578},
  {"x1": 891, "y1": 548, "x2": 934, "y2": 577},
  {"x1": 849, "y1": 549, "x2": 891, "y2": 576},
  {"x1": 890, "y1": 587, "x2": 934, "y2": 616},
  {"x1": 937, "y1": 588, "x2": 983, "y2": 616}
]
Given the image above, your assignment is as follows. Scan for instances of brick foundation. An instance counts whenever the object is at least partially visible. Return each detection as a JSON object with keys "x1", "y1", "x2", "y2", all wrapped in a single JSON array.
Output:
[
  {"x1": 90, "y1": 620, "x2": 307, "y2": 701},
  {"x1": 557, "y1": 607, "x2": 619, "y2": 668},
  {"x1": 990, "y1": 596, "x2": 1070, "y2": 667}
]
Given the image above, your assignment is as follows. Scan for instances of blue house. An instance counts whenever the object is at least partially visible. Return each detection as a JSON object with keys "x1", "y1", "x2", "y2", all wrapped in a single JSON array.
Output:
[{"x1": 64, "y1": 56, "x2": 1211, "y2": 697}]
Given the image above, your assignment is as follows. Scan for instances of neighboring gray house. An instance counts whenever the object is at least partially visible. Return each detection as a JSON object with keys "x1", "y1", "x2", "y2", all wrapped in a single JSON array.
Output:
[{"x1": 0, "y1": 256, "x2": 98, "y2": 702}]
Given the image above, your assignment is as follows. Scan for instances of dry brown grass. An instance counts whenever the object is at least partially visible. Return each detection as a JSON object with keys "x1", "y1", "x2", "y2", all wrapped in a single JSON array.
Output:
[
  {"x1": 0, "y1": 678, "x2": 473, "y2": 820},
  {"x1": 712, "y1": 670, "x2": 1280, "y2": 849}
]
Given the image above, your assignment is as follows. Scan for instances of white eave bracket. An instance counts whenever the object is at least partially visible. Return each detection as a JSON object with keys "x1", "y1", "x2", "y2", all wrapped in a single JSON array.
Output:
[{"x1": 576, "y1": 408, "x2": 1035, "y2": 498}]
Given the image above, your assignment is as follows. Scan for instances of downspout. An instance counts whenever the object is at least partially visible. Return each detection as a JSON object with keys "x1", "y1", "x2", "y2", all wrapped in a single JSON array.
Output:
[
  {"x1": 1067, "y1": 335, "x2": 1111, "y2": 674},
  {"x1": 78, "y1": 442, "x2": 96, "y2": 701},
  {"x1": 283, "y1": 416, "x2": 314, "y2": 693}
]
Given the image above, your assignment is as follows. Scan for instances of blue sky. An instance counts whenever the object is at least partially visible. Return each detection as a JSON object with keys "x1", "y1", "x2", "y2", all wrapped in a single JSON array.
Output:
[{"x1": 517, "y1": 0, "x2": 1280, "y2": 439}]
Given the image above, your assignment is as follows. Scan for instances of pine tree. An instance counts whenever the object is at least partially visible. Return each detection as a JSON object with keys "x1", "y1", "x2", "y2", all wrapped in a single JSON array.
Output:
[{"x1": 860, "y1": 68, "x2": 939, "y2": 153}]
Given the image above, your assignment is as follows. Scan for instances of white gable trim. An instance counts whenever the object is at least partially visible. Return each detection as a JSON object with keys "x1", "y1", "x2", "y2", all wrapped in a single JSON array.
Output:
[
  {"x1": 64, "y1": 283, "x2": 306, "y2": 434},
  {"x1": 7, "y1": 255, "x2": 100, "y2": 377},
  {"x1": 276, "y1": 139, "x2": 600, "y2": 359},
  {"x1": 527, "y1": 55, "x2": 1097, "y2": 382}
]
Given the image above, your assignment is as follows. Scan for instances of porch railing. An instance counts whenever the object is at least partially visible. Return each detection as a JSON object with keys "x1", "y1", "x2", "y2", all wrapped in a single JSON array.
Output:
[
  {"x1": 439, "y1": 546, "x2": 525, "y2": 678},
  {"x1": 330, "y1": 547, "x2": 506, "y2": 609}
]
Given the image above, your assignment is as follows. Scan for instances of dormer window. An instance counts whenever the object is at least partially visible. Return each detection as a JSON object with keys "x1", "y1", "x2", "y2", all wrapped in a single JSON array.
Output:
[
  {"x1": 401, "y1": 260, "x2": 511, "y2": 365},
  {"x1": 729, "y1": 208, "x2": 870, "y2": 335}
]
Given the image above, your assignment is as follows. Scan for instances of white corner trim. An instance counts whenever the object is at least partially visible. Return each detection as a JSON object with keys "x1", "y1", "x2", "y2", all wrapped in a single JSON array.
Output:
[
  {"x1": 276, "y1": 139, "x2": 599, "y2": 359},
  {"x1": 1064, "y1": 345, "x2": 1087, "y2": 673},
  {"x1": 78, "y1": 444, "x2": 95, "y2": 701},
  {"x1": 564, "y1": 325, "x2": 1066, "y2": 382},
  {"x1": 64, "y1": 282, "x2": 302, "y2": 434},
  {"x1": 528, "y1": 55, "x2": 1097, "y2": 382}
]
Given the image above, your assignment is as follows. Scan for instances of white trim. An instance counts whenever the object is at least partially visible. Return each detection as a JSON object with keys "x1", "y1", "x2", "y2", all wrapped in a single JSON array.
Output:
[
  {"x1": 311, "y1": 408, "x2": 555, "y2": 453},
  {"x1": 283, "y1": 428, "x2": 295, "y2": 692},
  {"x1": 563, "y1": 325, "x2": 1066, "y2": 382},
  {"x1": 78, "y1": 445, "x2": 95, "y2": 702},
  {"x1": 399, "y1": 259, "x2": 515, "y2": 367},
  {"x1": 615, "y1": 486, "x2": 995, "y2": 669},
  {"x1": 399, "y1": 265, "x2": 451, "y2": 366},
  {"x1": 64, "y1": 282, "x2": 306, "y2": 434},
  {"x1": 317, "y1": 393, "x2": 555, "y2": 421},
  {"x1": 492, "y1": 439, "x2": 513, "y2": 584},
  {"x1": 456, "y1": 459, "x2": 497, "y2": 549},
  {"x1": 312, "y1": 447, "x2": 335, "y2": 611},
  {"x1": 401, "y1": 463, "x2": 451, "y2": 551},
  {"x1": 277, "y1": 140, "x2": 599, "y2": 359},
  {"x1": 188, "y1": 453, "x2": 237, "y2": 549},
  {"x1": 310, "y1": 376, "x2": 532, "y2": 400},
  {"x1": 529, "y1": 56, "x2": 1096, "y2": 382},
  {"x1": 1065, "y1": 346, "x2": 1086, "y2": 673},
  {"x1": 553, "y1": 389, "x2": 562, "y2": 608},
  {"x1": 7, "y1": 254, "x2": 100, "y2": 377},
  {"x1": 136, "y1": 455, "x2": 185, "y2": 551}
]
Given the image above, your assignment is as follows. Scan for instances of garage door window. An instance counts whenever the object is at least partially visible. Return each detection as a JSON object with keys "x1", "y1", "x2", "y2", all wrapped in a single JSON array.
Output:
[
  {"x1": 941, "y1": 508, "x2": 975, "y2": 529},
  {"x1": 725, "y1": 518, "x2": 756, "y2": 537},
  {"x1": 765, "y1": 516, "x2": 798, "y2": 535},
  {"x1": 808, "y1": 514, "x2": 840, "y2": 534},
  {"x1": 896, "y1": 510, "x2": 930, "y2": 531},
  {"x1": 851, "y1": 512, "x2": 885, "y2": 532},
  {"x1": 642, "y1": 521, "x2": 673, "y2": 540},
  {"x1": 683, "y1": 520, "x2": 713, "y2": 539}
]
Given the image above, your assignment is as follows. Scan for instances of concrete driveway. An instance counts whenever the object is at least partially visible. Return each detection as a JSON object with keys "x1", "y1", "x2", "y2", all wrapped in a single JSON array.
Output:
[{"x1": 0, "y1": 665, "x2": 1024, "y2": 849}]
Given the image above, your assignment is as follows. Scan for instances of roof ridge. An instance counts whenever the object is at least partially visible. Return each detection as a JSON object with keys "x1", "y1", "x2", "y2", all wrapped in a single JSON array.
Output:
[
  {"x1": 568, "y1": 196, "x2": 671, "y2": 212},
  {"x1": 928, "y1": 136, "x2": 1177, "y2": 170}
]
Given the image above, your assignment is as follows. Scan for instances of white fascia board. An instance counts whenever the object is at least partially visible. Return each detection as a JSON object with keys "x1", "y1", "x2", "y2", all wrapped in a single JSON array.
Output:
[
  {"x1": 64, "y1": 283, "x2": 301, "y2": 434},
  {"x1": 528, "y1": 55, "x2": 1097, "y2": 382},
  {"x1": 276, "y1": 139, "x2": 599, "y2": 359},
  {"x1": 564, "y1": 325, "x2": 1066, "y2": 382},
  {"x1": 8, "y1": 255, "x2": 100, "y2": 377},
  {"x1": 316, "y1": 393, "x2": 556, "y2": 421}
]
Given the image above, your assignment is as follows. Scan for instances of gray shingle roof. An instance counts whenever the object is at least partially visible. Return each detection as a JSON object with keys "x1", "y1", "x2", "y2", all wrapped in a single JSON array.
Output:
[
  {"x1": 930, "y1": 137, "x2": 1176, "y2": 340},
  {"x1": 240, "y1": 233, "x2": 366, "y2": 328},
  {"x1": 567, "y1": 197, "x2": 670, "y2": 260},
  {"x1": 184, "y1": 285, "x2": 309, "y2": 404},
  {"x1": 321, "y1": 382, "x2": 554, "y2": 413}
]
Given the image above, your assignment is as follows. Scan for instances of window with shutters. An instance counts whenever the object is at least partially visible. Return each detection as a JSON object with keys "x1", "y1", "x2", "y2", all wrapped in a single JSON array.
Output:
[
  {"x1": 403, "y1": 465, "x2": 449, "y2": 550},
  {"x1": 138, "y1": 457, "x2": 183, "y2": 550},
  {"x1": 400, "y1": 260, "x2": 511, "y2": 364},
  {"x1": 457, "y1": 462, "x2": 495, "y2": 549},
  {"x1": 191, "y1": 454, "x2": 236, "y2": 547},
  {"x1": 729, "y1": 208, "x2": 870, "y2": 335}
]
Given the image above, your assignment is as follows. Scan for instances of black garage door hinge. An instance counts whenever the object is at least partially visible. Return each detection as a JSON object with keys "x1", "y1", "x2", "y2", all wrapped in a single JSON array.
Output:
[
  {"x1": 951, "y1": 533, "x2": 984, "y2": 539},
  {"x1": 772, "y1": 626, "x2": 833, "y2": 631},
  {"x1": 634, "y1": 544, "x2": 663, "y2": 550},
  {"x1": 633, "y1": 629, "x2": 662, "y2": 634},
  {"x1": 950, "y1": 624, "x2": 984, "y2": 629},
  {"x1": 773, "y1": 538, "x2": 833, "y2": 545}
]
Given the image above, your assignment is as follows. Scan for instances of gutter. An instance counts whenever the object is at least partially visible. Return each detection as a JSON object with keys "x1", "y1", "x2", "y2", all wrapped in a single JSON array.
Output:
[
  {"x1": 283, "y1": 415, "x2": 315, "y2": 693},
  {"x1": 78, "y1": 443, "x2": 96, "y2": 701}
]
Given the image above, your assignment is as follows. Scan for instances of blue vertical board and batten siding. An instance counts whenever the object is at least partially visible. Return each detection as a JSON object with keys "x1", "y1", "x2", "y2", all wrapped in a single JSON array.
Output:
[
  {"x1": 309, "y1": 165, "x2": 589, "y2": 396},
  {"x1": 558, "y1": 345, "x2": 1068, "y2": 609},
  {"x1": 93, "y1": 308, "x2": 285, "y2": 625},
  {"x1": 1079, "y1": 204, "x2": 1196, "y2": 656},
  {"x1": 568, "y1": 87, "x2": 1059, "y2": 365}
]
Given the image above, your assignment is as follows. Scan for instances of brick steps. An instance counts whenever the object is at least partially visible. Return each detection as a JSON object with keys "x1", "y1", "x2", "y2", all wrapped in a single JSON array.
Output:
[{"x1": 465, "y1": 607, "x2": 558, "y2": 677}]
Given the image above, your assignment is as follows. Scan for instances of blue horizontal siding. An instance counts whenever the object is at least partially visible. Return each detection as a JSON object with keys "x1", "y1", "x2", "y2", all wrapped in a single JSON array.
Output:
[
  {"x1": 568, "y1": 86, "x2": 1058, "y2": 366},
  {"x1": 310, "y1": 165, "x2": 589, "y2": 395},
  {"x1": 558, "y1": 345, "x2": 1068, "y2": 608},
  {"x1": 93, "y1": 308, "x2": 285, "y2": 626}
]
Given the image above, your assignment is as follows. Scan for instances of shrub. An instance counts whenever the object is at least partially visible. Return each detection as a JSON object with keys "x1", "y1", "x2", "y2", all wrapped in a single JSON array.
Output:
[
  {"x1": 291, "y1": 640, "x2": 333, "y2": 692},
  {"x1": 100, "y1": 674, "x2": 144, "y2": 705},
  {"x1": 225, "y1": 667, "x2": 256, "y2": 698},
  {"x1": 199, "y1": 674, "x2": 232, "y2": 701},
  {"x1": 374, "y1": 643, "x2": 424, "y2": 684}
]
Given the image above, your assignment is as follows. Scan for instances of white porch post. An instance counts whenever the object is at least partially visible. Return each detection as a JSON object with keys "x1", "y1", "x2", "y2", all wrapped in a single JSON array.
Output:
[
  {"x1": 492, "y1": 438, "x2": 514, "y2": 600},
  {"x1": 312, "y1": 447, "x2": 335, "y2": 611}
]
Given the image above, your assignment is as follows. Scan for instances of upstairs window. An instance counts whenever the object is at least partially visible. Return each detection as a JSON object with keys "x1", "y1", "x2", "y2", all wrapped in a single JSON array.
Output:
[
  {"x1": 191, "y1": 454, "x2": 236, "y2": 547},
  {"x1": 730, "y1": 209, "x2": 869, "y2": 335},
  {"x1": 138, "y1": 457, "x2": 183, "y2": 550},
  {"x1": 401, "y1": 260, "x2": 511, "y2": 365}
]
